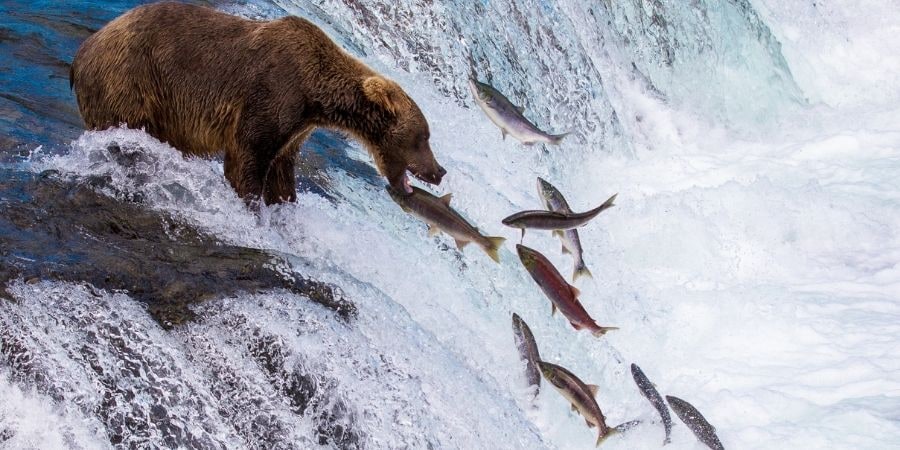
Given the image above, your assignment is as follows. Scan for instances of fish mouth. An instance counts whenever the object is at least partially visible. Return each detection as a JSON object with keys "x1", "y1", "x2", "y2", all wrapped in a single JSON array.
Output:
[
  {"x1": 515, "y1": 244, "x2": 532, "y2": 259},
  {"x1": 468, "y1": 78, "x2": 484, "y2": 102},
  {"x1": 536, "y1": 177, "x2": 553, "y2": 194}
]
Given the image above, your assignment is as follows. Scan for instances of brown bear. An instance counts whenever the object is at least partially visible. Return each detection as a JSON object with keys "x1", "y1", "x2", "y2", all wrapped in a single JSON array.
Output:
[{"x1": 70, "y1": 2, "x2": 445, "y2": 204}]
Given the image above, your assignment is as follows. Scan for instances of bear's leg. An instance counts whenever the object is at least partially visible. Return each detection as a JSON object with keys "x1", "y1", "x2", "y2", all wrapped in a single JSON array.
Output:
[
  {"x1": 224, "y1": 149, "x2": 264, "y2": 202},
  {"x1": 262, "y1": 154, "x2": 297, "y2": 204},
  {"x1": 259, "y1": 129, "x2": 310, "y2": 204}
]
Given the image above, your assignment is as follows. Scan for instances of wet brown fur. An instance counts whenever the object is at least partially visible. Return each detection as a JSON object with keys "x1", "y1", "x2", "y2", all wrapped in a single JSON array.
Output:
[{"x1": 71, "y1": 2, "x2": 444, "y2": 204}]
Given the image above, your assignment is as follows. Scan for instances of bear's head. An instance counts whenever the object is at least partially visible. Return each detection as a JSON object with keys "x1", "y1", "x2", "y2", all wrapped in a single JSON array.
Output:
[{"x1": 362, "y1": 76, "x2": 446, "y2": 194}]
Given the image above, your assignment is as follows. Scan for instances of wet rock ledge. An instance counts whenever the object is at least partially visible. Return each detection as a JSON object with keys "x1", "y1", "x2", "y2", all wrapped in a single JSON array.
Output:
[{"x1": 0, "y1": 169, "x2": 356, "y2": 325}]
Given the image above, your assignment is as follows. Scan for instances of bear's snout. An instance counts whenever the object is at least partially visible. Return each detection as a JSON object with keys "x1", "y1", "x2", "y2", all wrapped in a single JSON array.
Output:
[
  {"x1": 431, "y1": 165, "x2": 447, "y2": 184},
  {"x1": 422, "y1": 164, "x2": 446, "y2": 185}
]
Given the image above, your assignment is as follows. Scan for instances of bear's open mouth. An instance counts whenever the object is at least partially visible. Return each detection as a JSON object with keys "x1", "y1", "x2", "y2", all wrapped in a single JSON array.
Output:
[
  {"x1": 404, "y1": 169, "x2": 435, "y2": 193},
  {"x1": 393, "y1": 166, "x2": 443, "y2": 195}
]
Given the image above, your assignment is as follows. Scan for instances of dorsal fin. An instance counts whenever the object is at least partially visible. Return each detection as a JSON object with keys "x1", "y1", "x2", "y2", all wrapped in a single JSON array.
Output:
[
  {"x1": 587, "y1": 384, "x2": 599, "y2": 397},
  {"x1": 439, "y1": 193, "x2": 452, "y2": 206},
  {"x1": 427, "y1": 225, "x2": 441, "y2": 237},
  {"x1": 455, "y1": 239, "x2": 470, "y2": 250},
  {"x1": 570, "y1": 285, "x2": 580, "y2": 298},
  {"x1": 516, "y1": 105, "x2": 525, "y2": 113}
]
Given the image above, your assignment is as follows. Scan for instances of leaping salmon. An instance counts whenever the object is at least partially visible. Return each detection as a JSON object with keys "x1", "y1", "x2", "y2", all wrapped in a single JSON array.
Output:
[
  {"x1": 666, "y1": 395, "x2": 725, "y2": 450},
  {"x1": 631, "y1": 363, "x2": 673, "y2": 445},
  {"x1": 539, "y1": 362, "x2": 639, "y2": 446},
  {"x1": 502, "y1": 193, "x2": 616, "y2": 241},
  {"x1": 469, "y1": 78, "x2": 569, "y2": 145},
  {"x1": 388, "y1": 186, "x2": 506, "y2": 262},
  {"x1": 536, "y1": 177, "x2": 593, "y2": 281},
  {"x1": 516, "y1": 244, "x2": 616, "y2": 336},
  {"x1": 511, "y1": 313, "x2": 542, "y2": 396}
]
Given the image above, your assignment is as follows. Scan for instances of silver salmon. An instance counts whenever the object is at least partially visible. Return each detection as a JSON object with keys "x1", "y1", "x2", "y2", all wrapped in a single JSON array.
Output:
[
  {"x1": 469, "y1": 78, "x2": 569, "y2": 145},
  {"x1": 389, "y1": 186, "x2": 506, "y2": 262},
  {"x1": 536, "y1": 177, "x2": 592, "y2": 281},
  {"x1": 516, "y1": 244, "x2": 616, "y2": 336},
  {"x1": 502, "y1": 193, "x2": 616, "y2": 241},
  {"x1": 631, "y1": 363, "x2": 672, "y2": 445},
  {"x1": 666, "y1": 396, "x2": 724, "y2": 450},
  {"x1": 511, "y1": 313, "x2": 542, "y2": 395}
]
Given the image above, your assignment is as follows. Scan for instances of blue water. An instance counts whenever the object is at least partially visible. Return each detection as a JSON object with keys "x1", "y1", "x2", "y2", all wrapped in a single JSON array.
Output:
[{"x1": 0, "y1": 1, "x2": 148, "y2": 154}]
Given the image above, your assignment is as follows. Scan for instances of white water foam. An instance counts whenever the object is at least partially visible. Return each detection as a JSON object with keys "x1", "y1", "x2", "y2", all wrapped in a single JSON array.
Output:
[{"x1": 8, "y1": 0, "x2": 900, "y2": 448}]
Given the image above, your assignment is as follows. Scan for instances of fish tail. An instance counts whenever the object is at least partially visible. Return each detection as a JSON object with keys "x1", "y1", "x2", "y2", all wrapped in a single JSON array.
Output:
[
  {"x1": 573, "y1": 263, "x2": 593, "y2": 282},
  {"x1": 596, "y1": 428, "x2": 616, "y2": 447},
  {"x1": 592, "y1": 326, "x2": 619, "y2": 337},
  {"x1": 548, "y1": 132, "x2": 570, "y2": 145},
  {"x1": 484, "y1": 236, "x2": 506, "y2": 263},
  {"x1": 600, "y1": 193, "x2": 617, "y2": 210}
]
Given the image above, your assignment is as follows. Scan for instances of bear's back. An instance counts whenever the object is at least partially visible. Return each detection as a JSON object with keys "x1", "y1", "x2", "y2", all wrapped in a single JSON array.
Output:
[{"x1": 72, "y1": 3, "x2": 272, "y2": 155}]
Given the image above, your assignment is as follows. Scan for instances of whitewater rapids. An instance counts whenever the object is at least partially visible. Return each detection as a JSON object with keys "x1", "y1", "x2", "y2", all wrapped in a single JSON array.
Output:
[{"x1": 2, "y1": 0, "x2": 900, "y2": 448}]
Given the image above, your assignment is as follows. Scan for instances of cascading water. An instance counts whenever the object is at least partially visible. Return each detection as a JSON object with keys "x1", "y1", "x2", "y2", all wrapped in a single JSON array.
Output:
[{"x1": 2, "y1": 1, "x2": 899, "y2": 449}]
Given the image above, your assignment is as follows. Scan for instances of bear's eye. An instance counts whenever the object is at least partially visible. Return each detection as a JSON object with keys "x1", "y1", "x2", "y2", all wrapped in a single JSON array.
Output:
[{"x1": 414, "y1": 133, "x2": 428, "y2": 149}]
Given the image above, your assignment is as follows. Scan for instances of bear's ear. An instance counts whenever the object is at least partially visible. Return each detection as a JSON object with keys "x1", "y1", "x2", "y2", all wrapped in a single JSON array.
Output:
[{"x1": 363, "y1": 76, "x2": 407, "y2": 115}]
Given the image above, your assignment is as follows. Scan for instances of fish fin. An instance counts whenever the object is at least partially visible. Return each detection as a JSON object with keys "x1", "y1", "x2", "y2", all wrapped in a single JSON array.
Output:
[
  {"x1": 519, "y1": 228, "x2": 525, "y2": 244},
  {"x1": 501, "y1": 129, "x2": 507, "y2": 140},
  {"x1": 587, "y1": 384, "x2": 600, "y2": 397},
  {"x1": 552, "y1": 229, "x2": 563, "y2": 238},
  {"x1": 573, "y1": 264, "x2": 593, "y2": 282},
  {"x1": 592, "y1": 326, "x2": 619, "y2": 337},
  {"x1": 571, "y1": 403, "x2": 579, "y2": 413},
  {"x1": 561, "y1": 244, "x2": 571, "y2": 255},
  {"x1": 548, "y1": 132, "x2": 570, "y2": 146},
  {"x1": 551, "y1": 304, "x2": 557, "y2": 316},
  {"x1": 570, "y1": 321, "x2": 582, "y2": 330},
  {"x1": 455, "y1": 239, "x2": 470, "y2": 250},
  {"x1": 570, "y1": 285, "x2": 580, "y2": 298},
  {"x1": 427, "y1": 225, "x2": 441, "y2": 237},
  {"x1": 586, "y1": 419, "x2": 595, "y2": 428},
  {"x1": 484, "y1": 236, "x2": 506, "y2": 263},
  {"x1": 438, "y1": 193, "x2": 452, "y2": 206}
]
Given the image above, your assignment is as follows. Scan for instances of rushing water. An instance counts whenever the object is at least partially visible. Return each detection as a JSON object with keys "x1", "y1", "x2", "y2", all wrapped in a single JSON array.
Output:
[{"x1": 2, "y1": 1, "x2": 900, "y2": 449}]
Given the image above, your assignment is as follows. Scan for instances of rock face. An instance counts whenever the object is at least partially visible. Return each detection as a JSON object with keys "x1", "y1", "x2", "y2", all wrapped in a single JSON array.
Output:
[{"x1": 0, "y1": 168, "x2": 356, "y2": 325}]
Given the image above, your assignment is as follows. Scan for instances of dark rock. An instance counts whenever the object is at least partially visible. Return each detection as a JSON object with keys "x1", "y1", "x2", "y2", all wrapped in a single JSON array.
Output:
[{"x1": 0, "y1": 169, "x2": 357, "y2": 327}]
